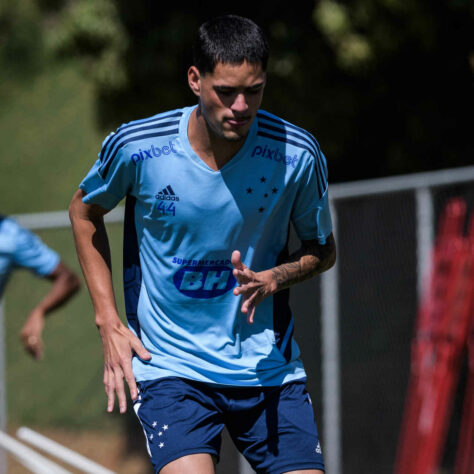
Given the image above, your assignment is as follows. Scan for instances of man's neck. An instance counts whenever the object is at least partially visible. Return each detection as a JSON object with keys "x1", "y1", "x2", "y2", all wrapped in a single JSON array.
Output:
[{"x1": 187, "y1": 108, "x2": 247, "y2": 171}]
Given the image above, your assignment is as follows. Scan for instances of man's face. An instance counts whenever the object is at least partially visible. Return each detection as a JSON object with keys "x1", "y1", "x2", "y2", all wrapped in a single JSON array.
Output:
[{"x1": 188, "y1": 61, "x2": 266, "y2": 141}]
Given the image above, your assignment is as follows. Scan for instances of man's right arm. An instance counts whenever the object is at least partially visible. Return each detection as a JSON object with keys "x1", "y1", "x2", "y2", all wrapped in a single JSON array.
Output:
[{"x1": 69, "y1": 189, "x2": 151, "y2": 414}]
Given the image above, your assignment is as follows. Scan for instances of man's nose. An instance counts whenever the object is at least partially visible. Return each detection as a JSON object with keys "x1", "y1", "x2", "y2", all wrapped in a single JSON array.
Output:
[{"x1": 231, "y1": 93, "x2": 249, "y2": 113}]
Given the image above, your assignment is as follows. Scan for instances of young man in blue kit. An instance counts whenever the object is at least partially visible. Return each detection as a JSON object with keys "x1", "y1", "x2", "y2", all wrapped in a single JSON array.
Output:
[{"x1": 69, "y1": 15, "x2": 335, "y2": 474}]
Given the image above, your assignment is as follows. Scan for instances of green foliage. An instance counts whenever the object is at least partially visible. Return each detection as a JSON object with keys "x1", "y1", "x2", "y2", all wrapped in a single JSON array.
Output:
[
  {"x1": 3, "y1": 0, "x2": 473, "y2": 180},
  {"x1": 0, "y1": 0, "x2": 44, "y2": 74},
  {"x1": 47, "y1": 0, "x2": 128, "y2": 90},
  {"x1": 314, "y1": 0, "x2": 373, "y2": 70}
]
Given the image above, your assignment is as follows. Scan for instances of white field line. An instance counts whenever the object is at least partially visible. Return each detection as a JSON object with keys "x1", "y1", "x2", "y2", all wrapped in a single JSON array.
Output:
[
  {"x1": 17, "y1": 427, "x2": 116, "y2": 474},
  {"x1": 0, "y1": 431, "x2": 70, "y2": 474}
]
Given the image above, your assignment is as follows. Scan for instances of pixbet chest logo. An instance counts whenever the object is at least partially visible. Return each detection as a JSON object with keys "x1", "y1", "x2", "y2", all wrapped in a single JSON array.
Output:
[
  {"x1": 172, "y1": 258, "x2": 236, "y2": 299},
  {"x1": 130, "y1": 140, "x2": 177, "y2": 165},
  {"x1": 251, "y1": 145, "x2": 299, "y2": 168}
]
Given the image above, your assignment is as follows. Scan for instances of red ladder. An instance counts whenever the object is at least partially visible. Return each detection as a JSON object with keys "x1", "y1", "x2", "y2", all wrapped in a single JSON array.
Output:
[{"x1": 395, "y1": 198, "x2": 474, "y2": 474}]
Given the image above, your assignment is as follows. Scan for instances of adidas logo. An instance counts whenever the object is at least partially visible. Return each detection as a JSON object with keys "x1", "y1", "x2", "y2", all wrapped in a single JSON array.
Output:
[{"x1": 155, "y1": 185, "x2": 180, "y2": 201}]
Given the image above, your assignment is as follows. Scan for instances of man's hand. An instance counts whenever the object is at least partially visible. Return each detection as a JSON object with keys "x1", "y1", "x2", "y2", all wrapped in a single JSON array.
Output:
[
  {"x1": 19, "y1": 309, "x2": 45, "y2": 360},
  {"x1": 99, "y1": 320, "x2": 151, "y2": 414},
  {"x1": 231, "y1": 236, "x2": 336, "y2": 325},
  {"x1": 231, "y1": 250, "x2": 275, "y2": 324}
]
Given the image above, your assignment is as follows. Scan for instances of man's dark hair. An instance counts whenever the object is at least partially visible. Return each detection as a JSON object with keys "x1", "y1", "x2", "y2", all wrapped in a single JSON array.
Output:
[{"x1": 193, "y1": 15, "x2": 269, "y2": 74}]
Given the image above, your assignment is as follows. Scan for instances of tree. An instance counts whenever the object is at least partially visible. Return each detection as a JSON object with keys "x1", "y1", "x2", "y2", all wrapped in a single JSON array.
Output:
[{"x1": 3, "y1": 0, "x2": 473, "y2": 180}]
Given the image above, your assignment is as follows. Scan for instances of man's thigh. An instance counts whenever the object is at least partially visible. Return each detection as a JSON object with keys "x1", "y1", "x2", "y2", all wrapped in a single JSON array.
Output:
[
  {"x1": 160, "y1": 453, "x2": 216, "y2": 474},
  {"x1": 227, "y1": 380, "x2": 325, "y2": 474},
  {"x1": 133, "y1": 378, "x2": 224, "y2": 474}
]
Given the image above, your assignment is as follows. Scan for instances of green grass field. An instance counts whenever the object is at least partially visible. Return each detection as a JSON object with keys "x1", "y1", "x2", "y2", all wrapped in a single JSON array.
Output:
[
  {"x1": 0, "y1": 62, "x2": 102, "y2": 214},
  {"x1": 1, "y1": 62, "x2": 130, "y2": 431}
]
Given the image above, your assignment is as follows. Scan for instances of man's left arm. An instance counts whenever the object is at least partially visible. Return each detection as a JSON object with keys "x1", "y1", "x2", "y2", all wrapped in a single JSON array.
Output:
[{"x1": 232, "y1": 233, "x2": 336, "y2": 323}]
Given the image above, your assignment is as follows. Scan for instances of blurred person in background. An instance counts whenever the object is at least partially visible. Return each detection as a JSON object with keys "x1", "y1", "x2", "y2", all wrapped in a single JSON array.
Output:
[
  {"x1": 0, "y1": 214, "x2": 81, "y2": 360},
  {"x1": 70, "y1": 14, "x2": 335, "y2": 474}
]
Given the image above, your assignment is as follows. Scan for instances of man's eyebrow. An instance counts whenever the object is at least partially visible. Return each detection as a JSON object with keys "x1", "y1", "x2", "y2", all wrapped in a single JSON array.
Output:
[
  {"x1": 247, "y1": 82, "x2": 265, "y2": 89},
  {"x1": 213, "y1": 82, "x2": 265, "y2": 91}
]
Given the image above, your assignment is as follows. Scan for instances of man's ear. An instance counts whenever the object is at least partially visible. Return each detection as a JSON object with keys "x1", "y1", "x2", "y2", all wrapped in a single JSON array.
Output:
[{"x1": 188, "y1": 66, "x2": 201, "y2": 97}]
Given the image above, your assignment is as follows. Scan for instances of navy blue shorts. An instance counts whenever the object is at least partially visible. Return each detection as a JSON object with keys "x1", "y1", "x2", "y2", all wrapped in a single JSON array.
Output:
[{"x1": 133, "y1": 377, "x2": 325, "y2": 474}]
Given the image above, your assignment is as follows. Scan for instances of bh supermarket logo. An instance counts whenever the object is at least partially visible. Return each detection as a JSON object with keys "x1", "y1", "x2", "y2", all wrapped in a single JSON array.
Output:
[{"x1": 173, "y1": 265, "x2": 236, "y2": 299}]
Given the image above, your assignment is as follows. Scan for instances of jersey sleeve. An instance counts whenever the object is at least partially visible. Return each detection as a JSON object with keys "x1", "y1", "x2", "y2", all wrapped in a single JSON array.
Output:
[
  {"x1": 79, "y1": 131, "x2": 135, "y2": 210},
  {"x1": 11, "y1": 222, "x2": 60, "y2": 276},
  {"x1": 291, "y1": 150, "x2": 332, "y2": 244}
]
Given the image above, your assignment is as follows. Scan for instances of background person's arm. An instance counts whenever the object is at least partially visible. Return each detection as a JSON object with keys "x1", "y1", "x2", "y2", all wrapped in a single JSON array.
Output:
[
  {"x1": 20, "y1": 261, "x2": 81, "y2": 360},
  {"x1": 232, "y1": 233, "x2": 336, "y2": 323},
  {"x1": 69, "y1": 189, "x2": 151, "y2": 414}
]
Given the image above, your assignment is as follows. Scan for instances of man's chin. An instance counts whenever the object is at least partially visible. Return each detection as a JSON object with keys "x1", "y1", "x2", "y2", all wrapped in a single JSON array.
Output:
[
  {"x1": 223, "y1": 133, "x2": 246, "y2": 142},
  {"x1": 221, "y1": 128, "x2": 250, "y2": 142}
]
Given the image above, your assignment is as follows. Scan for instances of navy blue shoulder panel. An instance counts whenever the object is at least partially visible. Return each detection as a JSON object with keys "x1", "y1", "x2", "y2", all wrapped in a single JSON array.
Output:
[
  {"x1": 257, "y1": 111, "x2": 328, "y2": 199},
  {"x1": 99, "y1": 111, "x2": 182, "y2": 180}
]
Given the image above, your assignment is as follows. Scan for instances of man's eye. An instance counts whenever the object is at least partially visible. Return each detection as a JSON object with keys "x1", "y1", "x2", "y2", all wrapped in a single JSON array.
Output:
[{"x1": 216, "y1": 89, "x2": 234, "y2": 96}]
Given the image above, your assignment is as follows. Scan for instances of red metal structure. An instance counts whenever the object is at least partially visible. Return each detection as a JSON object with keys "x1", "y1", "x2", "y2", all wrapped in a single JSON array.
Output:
[{"x1": 395, "y1": 198, "x2": 474, "y2": 474}]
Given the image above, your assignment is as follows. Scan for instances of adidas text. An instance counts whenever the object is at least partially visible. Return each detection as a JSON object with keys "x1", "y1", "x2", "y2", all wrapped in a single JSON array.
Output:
[{"x1": 156, "y1": 194, "x2": 179, "y2": 201}]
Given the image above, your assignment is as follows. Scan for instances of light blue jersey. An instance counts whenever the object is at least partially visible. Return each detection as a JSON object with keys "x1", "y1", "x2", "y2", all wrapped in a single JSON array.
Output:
[
  {"x1": 0, "y1": 216, "x2": 60, "y2": 296},
  {"x1": 80, "y1": 105, "x2": 332, "y2": 386}
]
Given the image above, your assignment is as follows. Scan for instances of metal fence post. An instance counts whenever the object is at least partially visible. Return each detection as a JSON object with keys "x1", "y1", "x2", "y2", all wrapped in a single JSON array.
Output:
[
  {"x1": 415, "y1": 187, "x2": 434, "y2": 301},
  {"x1": 321, "y1": 202, "x2": 341, "y2": 474},
  {"x1": 0, "y1": 298, "x2": 7, "y2": 473}
]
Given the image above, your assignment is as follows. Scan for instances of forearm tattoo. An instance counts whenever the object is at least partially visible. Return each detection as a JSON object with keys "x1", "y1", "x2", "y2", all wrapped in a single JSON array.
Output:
[
  {"x1": 271, "y1": 234, "x2": 336, "y2": 291},
  {"x1": 271, "y1": 261, "x2": 307, "y2": 289}
]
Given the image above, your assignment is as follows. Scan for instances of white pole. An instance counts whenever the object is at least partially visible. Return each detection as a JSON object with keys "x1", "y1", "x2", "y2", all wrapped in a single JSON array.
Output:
[
  {"x1": 321, "y1": 202, "x2": 341, "y2": 474},
  {"x1": 415, "y1": 187, "x2": 434, "y2": 301},
  {"x1": 0, "y1": 431, "x2": 71, "y2": 474},
  {"x1": 17, "y1": 427, "x2": 116, "y2": 474},
  {"x1": 0, "y1": 298, "x2": 6, "y2": 474}
]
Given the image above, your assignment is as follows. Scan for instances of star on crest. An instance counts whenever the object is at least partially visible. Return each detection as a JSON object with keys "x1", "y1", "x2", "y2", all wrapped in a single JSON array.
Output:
[
  {"x1": 272, "y1": 187, "x2": 278, "y2": 194},
  {"x1": 260, "y1": 176, "x2": 266, "y2": 183},
  {"x1": 159, "y1": 442, "x2": 164, "y2": 448},
  {"x1": 246, "y1": 187, "x2": 253, "y2": 194},
  {"x1": 258, "y1": 207, "x2": 265, "y2": 213},
  {"x1": 163, "y1": 424, "x2": 168, "y2": 431},
  {"x1": 152, "y1": 421, "x2": 157, "y2": 428}
]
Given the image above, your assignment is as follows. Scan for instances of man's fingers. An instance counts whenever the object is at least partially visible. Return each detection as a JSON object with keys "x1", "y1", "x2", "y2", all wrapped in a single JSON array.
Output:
[
  {"x1": 104, "y1": 368, "x2": 115, "y2": 413},
  {"x1": 241, "y1": 290, "x2": 258, "y2": 313},
  {"x1": 131, "y1": 339, "x2": 152, "y2": 361},
  {"x1": 114, "y1": 367, "x2": 127, "y2": 414},
  {"x1": 241, "y1": 288, "x2": 263, "y2": 324},
  {"x1": 234, "y1": 280, "x2": 260, "y2": 296},
  {"x1": 231, "y1": 250, "x2": 245, "y2": 271},
  {"x1": 247, "y1": 306, "x2": 256, "y2": 324},
  {"x1": 233, "y1": 268, "x2": 253, "y2": 285},
  {"x1": 22, "y1": 335, "x2": 44, "y2": 360},
  {"x1": 32, "y1": 343, "x2": 44, "y2": 361},
  {"x1": 122, "y1": 362, "x2": 138, "y2": 401}
]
